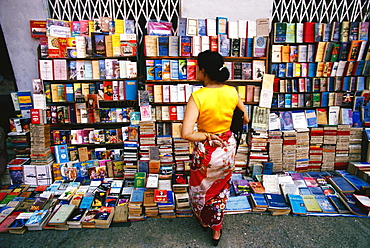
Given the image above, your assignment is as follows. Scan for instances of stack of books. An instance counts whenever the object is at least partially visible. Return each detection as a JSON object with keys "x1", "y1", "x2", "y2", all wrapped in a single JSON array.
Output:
[
  {"x1": 268, "y1": 131, "x2": 283, "y2": 171},
  {"x1": 282, "y1": 130, "x2": 297, "y2": 171},
  {"x1": 123, "y1": 141, "x2": 139, "y2": 180},
  {"x1": 225, "y1": 195, "x2": 252, "y2": 214},
  {"x1": 94, "y1": 206, "x2": 115, "y2": 228},
  {"x1": 157, "y1": 190, "x2": 176, "y2": 218},
  {"x1": 127, "y1": 189, "x2": 145, "y2": 221},
  {"x1": 143, "y1": 190, "x2": 159, "y2": 218},
  {"x1": 174, "y1": 192, "x2": 192, "y2": 217}
]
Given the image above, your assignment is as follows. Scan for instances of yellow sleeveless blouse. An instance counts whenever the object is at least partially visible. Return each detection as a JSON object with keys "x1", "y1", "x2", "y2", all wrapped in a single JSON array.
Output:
[{"x1": 192, "y1": 85, "x2": 239, "y2": 134}]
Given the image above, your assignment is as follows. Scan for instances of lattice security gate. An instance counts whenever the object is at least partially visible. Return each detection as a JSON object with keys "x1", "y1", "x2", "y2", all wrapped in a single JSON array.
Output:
[
  {"x1": 47, "y1": 0, "x2": 180, "y2": 38},
  {"x1": 271, "y1": 0, "x2": 370, "y2": 23}
]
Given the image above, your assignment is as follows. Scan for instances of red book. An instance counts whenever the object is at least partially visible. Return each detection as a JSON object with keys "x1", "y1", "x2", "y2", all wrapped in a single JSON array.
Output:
[
  {"x1": 31, "y1": 109, "x2": 42, "y2": 124},
  {"x1": 103, "y1": 81, "x2": 113, "y2": 100},
  {"x1": 169, "y1": 106, "x2": 177, "y2": 120},
  {"x1": 0, "y1": 192, "x2": 7, "y2": 202},
  {"x1": 154, "y1": 189, "x2": 168, "y2": 203},
  {"x1": 87, "y1": 109, "x2": 95, "y2": 123},
  {"x1": 209, "y1": 36, "x2": 218, "y2": 52},
  {"x1": 58, "y1": 37, "x2": 68, "y2": 58},
  {"x1": 303, "y1": 22, "x2": 316, "y2": 43},
  {"x1": 273, "y1": 78, "x2": 280, "y2": 93},
  {"x1": 187, "y1": 59, "x2": 197, "y2": 80}
]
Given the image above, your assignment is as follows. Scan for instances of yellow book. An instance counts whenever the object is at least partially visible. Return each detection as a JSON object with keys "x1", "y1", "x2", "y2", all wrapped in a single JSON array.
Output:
[
  {"x1": 73, "y1": 83, "x2": 82, "y2": 101},
  {"x1": 153, "y1": 85, "x2": 163, "y2": 103},
  {"x1": 315, "y1": 42, "x2": 327, "y2": 62},
  {"x1": 237, "y1": 85, "x2": 246, "y2": 102},
  {"x1": 81, "y1": 83, "x2": 91, "y2": 101},
  {"x1": 302, "y1": 195, "x2": 322, "y2": 212},
  {"x1": 92, "y1": 60, "x2": 100, "y2": 79},
  {"x1": 51, "y1": 84, "x2": 59, "y2": 102},
  {"x1": 88, "y1": 20, "x2": 94, "y2": 36},
  {"x1": 281, "y1": 45, "x2": 290, "y2": 62},
  {"x1": 112, "y1": 34, "x2": 121, "y2": 57},
  {"x1": 114, "y1": 19, "x2": 124, "y2": 34},
  {"x1": 144, "y1": 35, "x2": 158, "y2": 57},
  {"x1": 105, "y1": 35, "x2": 113, "y2": 57}
]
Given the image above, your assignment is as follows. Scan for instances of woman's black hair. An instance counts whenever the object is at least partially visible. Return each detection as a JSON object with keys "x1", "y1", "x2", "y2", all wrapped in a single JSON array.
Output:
[{"x1": 197, "y1": 50, "x2": 230, "y2": 82}]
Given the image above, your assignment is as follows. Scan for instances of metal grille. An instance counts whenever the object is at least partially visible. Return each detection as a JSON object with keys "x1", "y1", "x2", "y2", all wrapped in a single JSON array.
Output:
[
  {"x1": 47, "y1": 0, "x2": 180, "y2": 38},
  {"x1": 271, "y1": 0, "x2": 370, "y2": 23}
]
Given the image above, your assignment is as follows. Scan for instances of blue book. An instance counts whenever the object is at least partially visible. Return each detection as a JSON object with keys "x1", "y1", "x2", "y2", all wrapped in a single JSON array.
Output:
[
  {"x1": 158, "y1": 190, "x2": 175, "y2": 206},
  {"x1": 270, "y1": 63, "x2": 279, "y2": 77},
  {"x1": 55, "y1": 144, "x2": 69, "y2": 163},
  {"x1": 218, "y1": 34, "x2": 230, "y2": 57},
  {"x1": 286, "y1": 63, "x2": 294, "y2": 77},
  {"x1": 342, "y1": 77, "x2": 351, "y2": 91},
  {"x1": 17, "y1": 91, "x2": 33, "y2": 110},
  {"x1": 84, "y1": 61, "x2": 93, "y2": 79},
  {"x1": 251, "y1": 193, "x2": 268, "y2": 208},
  {"x1": 216, "y1": 17, "x2": 228, "y2": 35},
  {"x1": 287, "y1": 194, "x2": 307, "y2": 215},
  {"x1": 352, "y1": 110, "x2": 362, "y2": 127},
  {"x1": 154, "y1": 59, "x2": 162, "y2": 80},
  {"x1": 65, "y1": 84, "x2": 74, "y2": 102},
  {"x1": 170, "y1": 60, "x2": 179, "y2": 80},
  {"x1": 25, "y1": 210, "x2": 48, "y2": 226},
  {"x1": 157, "y1": 36, "x2": 169, "y2": 56},
  {"x1": 99, "y1": 60, "x2": 106, "y2": 79},
  {"x1": 355, "y1": 60, "x2": 366, "y2": 76},
  {"x1": 343, "y1": 174, "x2": 370, "y2": 191},
  {"x1": 308, "y1": 63, "x2": 317, "y2": 77},
  {"x1": 263, "y1": 162, "x2": 273, "y2": 175},
  {"x1": 178, "y1": 18, "x2": 187, "y2": 36},
  {"x1": 79, "y1": 196, "x2": 94, "y2": 209},
  {"x1": 125, "y1": 80, "x2": 137, "y2": 100},
  {"x1": 321, "y1": 92, "x2": 329, "y2": 107},
  {"x1": 357, "y1": 76, "x2": 365, "y2": 90},
  {"x1": 130, "y1": 189, "x2": 144, "y2": 203},
  {"x1": 198, "y1": 19, "x2": 207, "y2": 36},
  {"x1": 284, "y1": 94, "x2": 292, "y2": 108},
  {"x1": 309, "y1": 186, "x2": 325, "y2": 195},
  {"x1": 328, "y1": 177, "x2": 356, "y2": 193},
  {"x1": 339, "y1": 42, "x2": 350, "y2": 61},
  {"x1": 225, "y1": 195, "x2": 251, "y2": 212},
  {"x1": 327, "y1": 77, "x2": 335, "y2": 91},
  {"x1": 274, "y1": 22, "x2": 287, "y2": 43},
  {"x1": 305, "y1": 109, "x2": 318, "y2": 127},
  {"x1": 246, "y1": 38, "x2": 253, "y2": 57},
  {"x1": 305, "y1": 78, "x2": 313, "y2": 92},
  {"x1": 314, "y1": 195, "x2": 337, "y2": 213},
  {"x1": 299, "y1": 187, "x2": 312, "y2": 195},
  {"x1": 265, "y1": 193, "x2": 290, "y2": 209},
  {"x1": 178, "y1": 59, "x2": 187, "y2": 80},
  {"x1": 278, "y1": 63, "x2": 286, "y2": 77}
]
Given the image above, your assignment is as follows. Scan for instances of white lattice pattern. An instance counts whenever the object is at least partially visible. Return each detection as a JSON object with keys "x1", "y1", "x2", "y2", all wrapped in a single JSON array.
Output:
[
  {"x1": 272, "y1": 0, "x2": 370, "y2": 23},
  {"x1": 47, "y1": 0, "x2": 180, "y2": 37}
]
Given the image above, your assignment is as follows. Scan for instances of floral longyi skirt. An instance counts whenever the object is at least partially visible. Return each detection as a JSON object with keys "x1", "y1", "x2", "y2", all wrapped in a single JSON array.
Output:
[{"x1": 189, "y1": 130, "x2": 236, "y2": 231}]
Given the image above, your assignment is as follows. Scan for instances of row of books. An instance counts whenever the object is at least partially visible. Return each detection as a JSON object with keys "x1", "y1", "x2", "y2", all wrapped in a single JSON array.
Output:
[
  {"x1": 41, "y1": 33, "x2": 138, "y2": 59},
  {"x1": 270, "y1": 61, "x2": 370, "y2": 79},
  {"x1": 34, "y1": 105, "x2": 138, "y2": 125},
  {"x1": 273, "y1": 21, "x2": 369, "y2": 44},
  {"x1": 271, "y1": 92, "x2": 357, "y2": 110},
  {"x1": 51, "y1": 126, "x2": 139, "y2": 145},
  {"x1": 144, "y1": 34, "x2": 267, "y2": 58},
  {"x1": 271, "y1": 40, "x2": 370, "y2": 64},
  {"x1": 39, "y1": 59, "x2": 137, "y2": 81},
  {"x1": 272, "y1": 76, "x2": 368, "y2": 94},
  {"x1": 177, "y1": 17, "x2": 267, "y2": 38},
  {"x1": 44, "y1": 17, "x2": 136, "y2": 38}
]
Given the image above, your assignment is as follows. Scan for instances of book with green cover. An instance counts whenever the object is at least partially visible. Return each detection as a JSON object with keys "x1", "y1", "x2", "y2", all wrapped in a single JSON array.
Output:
[{"x1": 134, "y1": 172, "x2": 146, "y2": 189}]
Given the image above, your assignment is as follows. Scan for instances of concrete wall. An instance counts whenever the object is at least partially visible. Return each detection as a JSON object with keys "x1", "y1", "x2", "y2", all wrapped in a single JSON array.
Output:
[
  {"x1": 0, "y1": 0, "x2": 47, "y2": 92},
  {"x1": 181, "y1": 0, "x2": 273, "y2": 21},
  {"x1": 0, "y1": 0, "x2": 273, "y2": 92}
]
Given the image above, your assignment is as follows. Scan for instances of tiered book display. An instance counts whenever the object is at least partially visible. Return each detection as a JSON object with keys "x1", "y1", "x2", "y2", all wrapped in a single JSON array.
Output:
[{"x1": 264, "y1": 21, "x2": 370, "y2": 172}]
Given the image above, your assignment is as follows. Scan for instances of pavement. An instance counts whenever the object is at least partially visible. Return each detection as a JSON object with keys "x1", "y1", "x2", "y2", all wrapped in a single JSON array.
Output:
[{"x1": 0, "y1": 213, "x2": 369, "y2": 248}]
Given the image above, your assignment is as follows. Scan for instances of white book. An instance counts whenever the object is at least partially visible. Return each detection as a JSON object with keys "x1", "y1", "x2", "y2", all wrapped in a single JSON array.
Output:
[
  {"x1": 169, "y1": 84, "x2": 178, "y2": 103},
  {"x1": 292, "y1": 111, "x2": 308, "y2": 130},
  {"x1": 185, "y1": 84, "x2": 193, "y2": 102},
  {"x1": 161, "y1": 106, "x2": 170, "y2": 121},
  {"x1": 39, "y1": 60, "x2": 53, "y2": 80},
  {"x1": 228, "y1": 21, "x2": 238, "y2": 39},
  {"x1": 75, "y1": 36, "x2": 86, "y2": 58},
  {"x1": 53, "y1": 59, "x2": 68, "y2": 80},
  {"x1": 206, "y1": 18, "x2": 217, "y2": 36},
  {"x1": 336, "y1": 61, "x2": 347, "y2": 76},
  {"x1": 146, "y1": 174, "x2": 159, "y2": 188},
  {"x1": 126, "y1": 61, "x2": 137, "y2": 78},
  {"x1": 191, "y1": 36, "x2": 201, "y2": 56},
  {"x1": 158, "y1": 179, "x2": 172, "y2": 190},
  {"x1": 247, "y1": 20, "x2": 257, "y2": 38},
  {"x1": 119, "y1": 60, "x2": 128, "y2": 78},
  {"x1": 357, "y1": 40, "x2": 367, "y2": 61},
  {"x1": 119, "y1": 81, "x2": 125, "y2": 100},
  {"x1": 339, "y1": 108, "x2": 353, "y2": 125},
  {"x1": 177, "y1": 105, "x2": 185, "y2": 120},
  {"x1": 237, "y1": 20, "x2": 247, "y2": 38},
  {"x1": 271, "y1": 45, "x2": 282, "y2": 63},
  {"x1": 23, "y1": 165, "x2": 37, "y2": 185},
  {"x1": 328, "y1": 106, "x2": 340, "y2": 125},
  {"x1": 268, "y1": 112, "x2": 281, "y2": 131},
  {"x1": 162, "y1": 85, "x2": 170, "y2": 103},
  {"x1": 296, "y1": 23, "x2": 304, "y2": 43},
  {"x1": 200, "y1": 35, "x2": 210, "y2": 52},
  {"x1": 330, "y1": 62, "x2": 339, "y2": 77},
  {"x1": 297, "y1": 45, "x2": 307, "y2": 62},
  {"x1": 186, "y1": 18, "x2": 198, "y2": 36},
  {"x1": 177, "y1": 84, "x2": 186, "y2": 103},
  {"x1": 76, "y1": 60, "x2": 86, "y2": 80},
  {"x1": 36, "y1": 164, "x2": 52, "y2": 180},
  {"x1": 168, "y1": 36, "x2": 179, "y2": 56}
]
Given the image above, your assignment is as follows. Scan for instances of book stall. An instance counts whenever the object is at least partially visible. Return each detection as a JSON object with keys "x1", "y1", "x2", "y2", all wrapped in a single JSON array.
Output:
[{"x1": 2, "y1": 14, "x2": 370, "y2": 234}]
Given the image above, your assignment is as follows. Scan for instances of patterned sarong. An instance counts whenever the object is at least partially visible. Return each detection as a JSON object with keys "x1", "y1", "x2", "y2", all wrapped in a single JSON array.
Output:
[{"x1": 189, "y1": 130, "x2": 236, "y2": 231}]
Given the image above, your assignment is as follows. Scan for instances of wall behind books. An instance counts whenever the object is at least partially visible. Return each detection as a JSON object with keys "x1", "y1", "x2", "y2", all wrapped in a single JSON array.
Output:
[
  {"x1": 0, "y1": 0, "x2": 46, "y2": 92},
  {"x1": 181, "y1": 0, "x2": 273, "y2": 21},
  {"x1": 0, "y1": 0, "x2": 273, "y2": 93}
]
